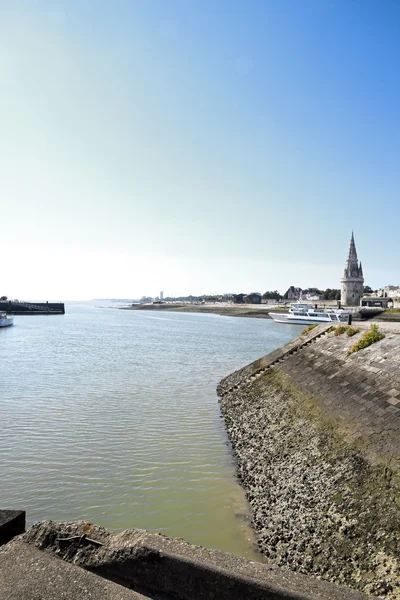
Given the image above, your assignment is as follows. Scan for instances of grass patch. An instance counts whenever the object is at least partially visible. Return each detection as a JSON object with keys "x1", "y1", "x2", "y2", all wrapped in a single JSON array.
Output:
[
  {"x1": 302, "y1": 324, "x2": 318, "y2": 335},
  {"x1": 348, "y1": 324, "x2": 385, "y2": 354},
  {"x1": 334, "y1": 325, "x2": 349, "y2": 336},
  {"x1": 346, "y1": 326, "x2": 360, "y2": 337},
  {"x1": 333, "y1": 325, "x2": 360, "y2": 337}
]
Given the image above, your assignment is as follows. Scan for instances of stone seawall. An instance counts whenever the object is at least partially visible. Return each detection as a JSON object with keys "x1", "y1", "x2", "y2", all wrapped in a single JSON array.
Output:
[{"x1": 218, "y1": 324, "x2": 400, "y2": 599}]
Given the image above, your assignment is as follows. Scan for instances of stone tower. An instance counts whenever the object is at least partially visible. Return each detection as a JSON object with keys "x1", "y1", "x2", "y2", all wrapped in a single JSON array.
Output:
[{"x1": 340, "y1": 232, "x2": 364, "y2": 306}]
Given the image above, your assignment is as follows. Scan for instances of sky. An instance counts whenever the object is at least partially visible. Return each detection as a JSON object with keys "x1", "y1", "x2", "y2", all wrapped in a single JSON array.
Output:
[{"x1": 0, "y1": 0, "x2": 399, "y2": 300}]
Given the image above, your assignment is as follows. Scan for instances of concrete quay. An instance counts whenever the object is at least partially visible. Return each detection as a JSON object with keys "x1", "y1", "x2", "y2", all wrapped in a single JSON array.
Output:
[
  {"x1": 0, "y1": 517, "x2": 369, "y2": 600},
  {"x1": 357, "y1": 320, "x2": 400, "y2": 334},
  {"x1": 218, "y1": 322, "x2": 400, "y2": 598}
]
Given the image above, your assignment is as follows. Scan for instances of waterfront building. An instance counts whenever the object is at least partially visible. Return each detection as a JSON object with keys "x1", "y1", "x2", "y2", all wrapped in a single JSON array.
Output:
[
  {"x1": 361, "y1": 296, "x2": 394, "y2": 309},
  {"x1": 283, "y1": 286, "x2": 303, "y2": 300},
  {"x1": 232, "y1": 293, "x2": 246, "y2": 304},
  {"x1": 340, "y1": 232, "x2": 364, "y2": 306},
  {"x1": 246, "y1": 292, "x2": 262, "y2": 304}
]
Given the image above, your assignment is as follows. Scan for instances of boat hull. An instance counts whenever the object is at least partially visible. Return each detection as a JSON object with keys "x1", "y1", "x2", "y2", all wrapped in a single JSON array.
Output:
[{"x1": 0, "y1": 316, "x2": 14, "y2": 327}]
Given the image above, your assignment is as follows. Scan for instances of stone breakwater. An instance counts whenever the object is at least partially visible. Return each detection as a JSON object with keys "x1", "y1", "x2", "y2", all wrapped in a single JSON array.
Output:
[{"x1": 217, "y1": 324, "x2": 400, "y2": 599}]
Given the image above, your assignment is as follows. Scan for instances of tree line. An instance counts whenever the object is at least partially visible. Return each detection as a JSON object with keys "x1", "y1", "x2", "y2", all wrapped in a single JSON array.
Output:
[{"x1": 263, "y1": 286, "x2": 374, "y2": 301}]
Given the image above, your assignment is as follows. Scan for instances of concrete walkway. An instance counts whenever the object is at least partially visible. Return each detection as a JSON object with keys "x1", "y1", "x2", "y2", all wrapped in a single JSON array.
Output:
[{"x1": 361, "y1": 320, "x2": 400, "y2": 333}]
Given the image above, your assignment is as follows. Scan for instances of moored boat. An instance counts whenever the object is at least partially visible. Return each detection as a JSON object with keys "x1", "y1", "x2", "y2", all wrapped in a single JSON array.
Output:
[
  {"x1": 0, "y1": 312, "x2": 14, "y2": 328},
  {"x1": 269, "y1": 302, "x2": 351, "y2": 325}
]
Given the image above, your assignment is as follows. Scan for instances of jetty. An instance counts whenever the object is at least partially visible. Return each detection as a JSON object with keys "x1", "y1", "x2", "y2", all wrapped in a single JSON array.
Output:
[{"x1": 0, "y1": 300, "x2": 65, "y2": 315}]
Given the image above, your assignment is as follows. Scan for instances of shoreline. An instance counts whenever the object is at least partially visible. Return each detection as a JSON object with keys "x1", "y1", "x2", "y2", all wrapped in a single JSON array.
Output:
[
  {"x1": 122, "y1": 302, "x2": 292, "y2": 319},
  {"x1": 121, "y1": 303, "x2": 400, "y2": 323}
]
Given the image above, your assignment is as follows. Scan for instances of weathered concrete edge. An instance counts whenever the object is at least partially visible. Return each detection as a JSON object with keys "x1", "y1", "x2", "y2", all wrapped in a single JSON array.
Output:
[
  {"x1": 17, "y1": 520, "x2": 369, "y2": 600},
  {"x1": 0, "y1": 540, "x2": 143, "y2": 600},
  {"x1": 217, "y1": 323, "x2": 333, "y2": 397},
  {"x1": 0, "y1": 510, "x2": 26, "y2": 546}
]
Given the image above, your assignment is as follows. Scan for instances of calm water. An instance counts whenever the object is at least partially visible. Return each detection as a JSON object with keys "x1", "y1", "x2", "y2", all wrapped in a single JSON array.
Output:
[{"x1": 0, "y1": 303, "x2": 302, "y2": 557}]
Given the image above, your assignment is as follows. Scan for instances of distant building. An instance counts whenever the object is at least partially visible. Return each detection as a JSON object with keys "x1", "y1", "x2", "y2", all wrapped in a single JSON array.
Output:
[
  {"x1": 283, "y1": 286, "x2": 303, "y2": 300},
  {"x1": 246, "y1": 292, "x2": 262, "y2": 304},
  {"x1": 305, "y1": 293, "x2": 322, "y2": 301},
  {"x1": 340, "y1": 232, "x2": 364, "y2": 306},
  {"x1": 378, "y1": 285, "x2": 400, "y2": 299},
  {"x1": 160, "y1": 291, "x2": 164, "y2": 301},
  {"x1": 233, "y1": 293, "x2": 246, "y2": 304},
  {"x1": 361, "y1": 297, "x2": 394, "y2": 309}
]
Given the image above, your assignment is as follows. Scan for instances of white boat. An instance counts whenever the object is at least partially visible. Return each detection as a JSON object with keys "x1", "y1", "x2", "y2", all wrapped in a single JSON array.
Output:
[
  {"x1": 0, "y1": 312, "x2": 14, "y2": 328},
  {"x1": 269, "y1": 302, "x2": 351, "y2": 325}
]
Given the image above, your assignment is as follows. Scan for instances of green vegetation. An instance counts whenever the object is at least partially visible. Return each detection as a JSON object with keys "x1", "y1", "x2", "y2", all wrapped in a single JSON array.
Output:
[
  {"x1": 334, "y1": 325, "x2": 349, "y2": 336},
  {"x1": 349, "y1": 324, "x2": 385, "y2": 354},
  {"x1": 302, "y1": 324, "x2": 318, "y2": 335},
  {"x1": 346, "y1": 326, "x2": 360, "y2": 337},
  {"x1": 322, "y1": 288, "x2": 341, "y2": 301},
  {"x1": 262, "y1": 290, "x2": 282, "y2": 301},
  {"x1": 363, "y1": 285, "x2": 374, "y2": 294},
  {"x1": 332, "y1": 325, "x2": 360, "y2": 337}
]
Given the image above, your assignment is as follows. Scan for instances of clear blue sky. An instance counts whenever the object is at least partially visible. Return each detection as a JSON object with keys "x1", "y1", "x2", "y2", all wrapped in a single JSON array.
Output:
[{"x1": 1, "y1": 0, "x2": 399, "y2": 300}]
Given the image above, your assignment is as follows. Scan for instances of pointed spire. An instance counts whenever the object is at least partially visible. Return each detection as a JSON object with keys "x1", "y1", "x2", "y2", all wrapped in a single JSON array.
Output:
[
  {"x1": 343, "y1": 231, "x2": 363, "y2": 279},
  {"x1": 359, "y1": 261, "x2": 363, "y2": 277},
  {"x1": 347, "y1": 230, "x2": 358, "y2": 262}
]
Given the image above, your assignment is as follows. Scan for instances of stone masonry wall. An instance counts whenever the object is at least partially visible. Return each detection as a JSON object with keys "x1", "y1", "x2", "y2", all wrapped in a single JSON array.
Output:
[
  {"x1": 341, "y1": 278, "x2": 364, "y2": 307},
  {"x1": 278, "y1": 327, "x2": 400, "y2": 468},
  {"x1": 218, "y1": 324, "x2": 400, "y2": 599}
]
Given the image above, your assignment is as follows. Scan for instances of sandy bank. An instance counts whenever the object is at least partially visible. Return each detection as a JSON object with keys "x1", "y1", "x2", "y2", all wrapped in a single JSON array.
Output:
[{"x1": 123, "y1": 302, "x2": 288, "y2": 319}]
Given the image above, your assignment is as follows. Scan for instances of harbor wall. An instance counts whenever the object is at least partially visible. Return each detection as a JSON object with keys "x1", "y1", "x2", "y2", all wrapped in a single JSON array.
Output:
[
  {"x1": 218, "y1": 323, "x2": 400, "y2": 599},
  {"x1": 0, "y1": 301, "x2": 65, "y2": 315}
]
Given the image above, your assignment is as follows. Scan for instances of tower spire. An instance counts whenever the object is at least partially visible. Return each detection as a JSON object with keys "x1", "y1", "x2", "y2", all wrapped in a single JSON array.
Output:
[
  {"x1": 347, "y1": 230, "x2": 358, "y2": 262},
  {"x1": 341, "y1": 231, "x2": 364, "y2": 306}
]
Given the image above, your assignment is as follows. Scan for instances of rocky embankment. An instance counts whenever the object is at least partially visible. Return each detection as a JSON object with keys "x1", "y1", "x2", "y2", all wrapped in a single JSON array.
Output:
[{"x1": 218, "y1": 324, "x2": 400, "y2": 599}]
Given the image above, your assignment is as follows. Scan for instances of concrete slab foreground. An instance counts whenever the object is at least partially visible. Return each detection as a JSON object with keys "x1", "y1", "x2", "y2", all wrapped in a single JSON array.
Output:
[
  {"x1": 0, "y1": 540, "x2": 151, "y2": 600},
  {"x1": 20, "y1": 520, "x2": 369, "y2": 600}
]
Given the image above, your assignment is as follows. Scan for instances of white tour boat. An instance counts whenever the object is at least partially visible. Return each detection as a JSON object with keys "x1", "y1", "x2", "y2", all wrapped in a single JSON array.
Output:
[
  {"x1": 0, "y1": 312, "x2": 14, "y2": 328},
  {"x1": 269, "y1": 302, "x2": 351, "y2": 326}
]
